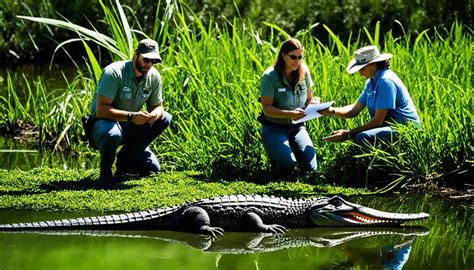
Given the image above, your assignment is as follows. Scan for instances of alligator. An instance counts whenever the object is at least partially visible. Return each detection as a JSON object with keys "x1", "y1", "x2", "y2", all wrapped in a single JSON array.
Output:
[{"x1": 0, "y1": 195, "x2": 429, "y2": 236}]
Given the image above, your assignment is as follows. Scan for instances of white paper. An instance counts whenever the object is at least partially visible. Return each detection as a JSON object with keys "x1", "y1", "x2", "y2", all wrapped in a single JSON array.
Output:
[{"x1": 292, "y1": 101, "x2": 335, "y2": 124}]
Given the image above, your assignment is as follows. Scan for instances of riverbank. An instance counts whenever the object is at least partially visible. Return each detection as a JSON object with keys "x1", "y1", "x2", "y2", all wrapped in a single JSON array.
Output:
[{"x1": 1, "y1": 167, "x2": 471, "y2": 212}]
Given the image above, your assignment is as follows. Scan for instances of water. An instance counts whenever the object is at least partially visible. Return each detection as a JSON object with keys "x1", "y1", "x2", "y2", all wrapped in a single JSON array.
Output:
[
  {"x1": 0, "y1": 63, "x2": 77, "y2": 96},
  {"x1": 0, "y1": 195, "x2": 472, "y2": 269},
  {"x1": 0, "y1": 136, "x2": 99, "y2": 170},
  {"x1": 0, "y1": 64, "x2": 95, "y2": 170}
]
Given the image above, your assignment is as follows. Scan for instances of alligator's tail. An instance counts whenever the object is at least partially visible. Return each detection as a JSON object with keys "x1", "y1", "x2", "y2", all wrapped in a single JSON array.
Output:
[{"x1": 0, "y1": 206, "x2": 181, "y2": 231}]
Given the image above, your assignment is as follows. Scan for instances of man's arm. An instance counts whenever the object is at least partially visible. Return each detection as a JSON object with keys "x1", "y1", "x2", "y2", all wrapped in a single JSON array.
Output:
[
  {"x1": 96, "y1": 95, "x2": 129, "y2": 121},
  {"x1": 96, "y1": 95, "x2": 151, "y2": 124}
]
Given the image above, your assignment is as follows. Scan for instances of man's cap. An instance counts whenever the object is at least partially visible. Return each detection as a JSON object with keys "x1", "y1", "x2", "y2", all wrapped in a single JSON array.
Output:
[{"x1": 137, "y1": 39, "x2": 162, "y2": 62}]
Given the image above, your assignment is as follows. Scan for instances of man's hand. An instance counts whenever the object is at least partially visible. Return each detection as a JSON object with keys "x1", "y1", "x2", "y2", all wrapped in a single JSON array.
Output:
[
  {"x1": 131, "y1": 111, "x2": 152, "y2": 125},
  {"x1": 146, "y1": 113, "x2": 161, "y2": 124}
]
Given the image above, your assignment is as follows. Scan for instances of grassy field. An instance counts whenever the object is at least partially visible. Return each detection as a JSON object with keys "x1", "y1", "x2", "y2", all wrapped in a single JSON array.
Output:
[
  {"x1": 0, "y1": 2, "x2": 472, "y2": 191},
  {"x1": 0, "y1": 167, "x2": 364, "y2": 212}
]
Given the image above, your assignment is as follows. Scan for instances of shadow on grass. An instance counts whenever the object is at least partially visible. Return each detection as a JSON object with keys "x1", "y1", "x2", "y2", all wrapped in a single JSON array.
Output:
[
  {"x1": 0, "y1": 178, "x2": 133, "y2": 196},
  {"x1": 37, "y1": 176, "x2": 140, "y2": 192},
  {"x1": 0, "y1": 190, "x2": 46, "y2": 196},
  {"x1": 187, "y1": 170, "x2": 324, "y2": 198},
  {"x1": 204, "y1": 169, "x2": 323, "y2": 185}
]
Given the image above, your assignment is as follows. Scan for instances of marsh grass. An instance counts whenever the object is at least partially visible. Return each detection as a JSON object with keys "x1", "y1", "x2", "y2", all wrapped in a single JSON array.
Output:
[{"x1": 1, "y1": 1, "x2": 472, "y2": 188}]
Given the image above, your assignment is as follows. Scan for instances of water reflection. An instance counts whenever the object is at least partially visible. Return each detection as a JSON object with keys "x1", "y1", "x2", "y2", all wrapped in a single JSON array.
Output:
[
  {"x1": 0, "y1": 64, "x2": 78, "y2": 98},
  {"x1": 0, "y1": 227, "x2": 427, "y2": 269},
  {"x1": 0, "y1": 194, "x2": 472, "y2": 269},
  {"x1": 0, "y1": 136, "x2": 98, "y2": 170},
  {"x1": 1, "y1": 227, "x2": 428, "y2": 252}
]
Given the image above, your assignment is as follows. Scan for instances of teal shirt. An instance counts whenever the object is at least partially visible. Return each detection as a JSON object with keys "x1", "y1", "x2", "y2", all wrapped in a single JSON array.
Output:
[
  {"x1": 89, "y1": 60, "x2": 163, "y2": 117},
  {"x1": 259, "y1": 64, "x2": 314, "y2": 125}
]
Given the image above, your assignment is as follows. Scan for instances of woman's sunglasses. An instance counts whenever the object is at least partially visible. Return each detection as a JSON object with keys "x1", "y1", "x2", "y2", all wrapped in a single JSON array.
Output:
[
  {"x1": 288, "y1": 54, "x2": 304, "y2": 60},
  {"x1": 143, "y1": 57, "x2": 160, "y2": 64}
]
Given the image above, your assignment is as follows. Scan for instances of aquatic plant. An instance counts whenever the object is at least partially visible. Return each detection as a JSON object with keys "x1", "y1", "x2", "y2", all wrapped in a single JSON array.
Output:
[{"x1": 1, "y1": 1, "x2": 472, "y2": 188}]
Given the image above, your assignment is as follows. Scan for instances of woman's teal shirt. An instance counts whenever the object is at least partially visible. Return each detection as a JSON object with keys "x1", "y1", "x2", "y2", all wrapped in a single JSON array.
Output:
[{"x1": 259, "y1": 64, "x2": 313, "y2": 125}]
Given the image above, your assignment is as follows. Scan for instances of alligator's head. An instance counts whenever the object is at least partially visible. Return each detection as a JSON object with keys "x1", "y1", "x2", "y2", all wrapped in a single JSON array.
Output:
[{"x1": 309, "y1": 196, "x2": 429, "y2": 226}]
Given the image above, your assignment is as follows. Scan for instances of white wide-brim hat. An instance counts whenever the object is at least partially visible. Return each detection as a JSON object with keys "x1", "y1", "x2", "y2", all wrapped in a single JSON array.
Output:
[{"x1": 346, "y1": 45, "x2": 392, "y2": 74}]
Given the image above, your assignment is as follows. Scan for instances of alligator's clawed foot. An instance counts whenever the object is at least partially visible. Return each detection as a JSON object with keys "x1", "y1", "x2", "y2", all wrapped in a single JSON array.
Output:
[
  {"x1": 200, "y1": 225, "x2": 225, "y2": 237},
  {"x1": 264, "y1": 224, "x2": 287, "y2": 234}
]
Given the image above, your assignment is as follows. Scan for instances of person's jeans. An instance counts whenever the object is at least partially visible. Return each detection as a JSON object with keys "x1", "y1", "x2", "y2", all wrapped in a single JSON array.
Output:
[
  {"x1": 261, "y1": 124, "x2": 317, "y2": 177},
  {"x1": 353, "y1": 126, "x2": 397, "y2": 145},
  {"x1": 91, "y1": 111, "x2": 172, "y2": 177}
]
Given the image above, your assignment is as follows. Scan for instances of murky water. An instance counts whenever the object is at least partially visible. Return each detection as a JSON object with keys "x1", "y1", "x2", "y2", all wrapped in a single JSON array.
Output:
[
  {"x1": 0, "y1": 195, "x2": 472, "y2": 269},
  {"x1": 0, "y1": 136, "x2": 99, "y2": 170},
  {"x1": 0, "y1": 65, "x2": 97, "y2": 170},
  {"x1": 0, "y1": 64, "x2": 77, "y2": 96}
]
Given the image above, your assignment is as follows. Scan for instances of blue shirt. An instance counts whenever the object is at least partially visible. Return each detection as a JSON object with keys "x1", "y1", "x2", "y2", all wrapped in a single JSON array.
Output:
[{"x1": 357, "y1": 68, "x2": 420, "y2": 125}]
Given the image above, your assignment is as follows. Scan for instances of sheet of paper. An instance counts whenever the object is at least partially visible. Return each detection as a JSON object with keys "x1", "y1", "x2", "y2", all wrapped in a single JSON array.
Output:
[{"x1": 292, "y1": 101, "x2": 334, "y2": 124}]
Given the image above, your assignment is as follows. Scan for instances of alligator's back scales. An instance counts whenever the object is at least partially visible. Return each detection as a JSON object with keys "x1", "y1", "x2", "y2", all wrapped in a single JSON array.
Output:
[
  {"x1": 0, "y1": 195, "x2": 319, "y2": 231},
  {"x1": 187, "y1": 195, "x2": 321, "y2": 228},
  {"x1": 0, "y1": 195, "x2": 429, "y2": 235}
]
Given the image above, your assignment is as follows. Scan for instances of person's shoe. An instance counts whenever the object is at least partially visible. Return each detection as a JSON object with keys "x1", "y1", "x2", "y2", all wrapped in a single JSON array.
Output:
[
  {"x1": 116, "y1": 154, "x2": 136, "y2": 176},
  {"x1": 115, "y1": 165, "x2": 130, "y2": 178},
  {"x1": 298, "y1": 171, "x2": 314, "y2": 182},
  {"x1": 99, "y1": 170, "x2": 114, "y2": 182},
  {"x1": 116, "y1": 160, "x2": 159, "y2": 178},
  {"x1": 113, "y1": 171, "x2": 126, "y2": 182},
  {"x1": 99, "y1": 170, "x2": 124, "y2": 186}
]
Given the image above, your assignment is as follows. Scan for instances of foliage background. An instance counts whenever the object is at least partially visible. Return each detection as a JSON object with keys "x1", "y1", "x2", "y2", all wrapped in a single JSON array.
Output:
[{"x1": 0, "y1": 0, "x2": 472, "y2": 64}]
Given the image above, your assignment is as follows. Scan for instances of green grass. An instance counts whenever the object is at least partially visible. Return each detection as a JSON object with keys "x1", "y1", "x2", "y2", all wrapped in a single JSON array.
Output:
[
  {"x1": 0, "y1": 2, "x2": 472, "y2": 190},
  {"x1": 0, "y1": 167, "x2": 364, "y2": 212}
]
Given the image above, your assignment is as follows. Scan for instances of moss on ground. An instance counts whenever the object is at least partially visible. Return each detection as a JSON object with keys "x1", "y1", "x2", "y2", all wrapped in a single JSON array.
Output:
[{"x1": 0, "y1": 167, "x2": 366, "y2": 212}]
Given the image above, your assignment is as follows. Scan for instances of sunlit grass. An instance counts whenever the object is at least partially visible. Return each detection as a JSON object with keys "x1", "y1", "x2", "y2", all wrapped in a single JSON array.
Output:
[
  {"x1": 1, "y1": 1, "x2": 472, "y2": 188},
  {"x1": 0, "y1": 167, "x2": 365, "y2": 211}
]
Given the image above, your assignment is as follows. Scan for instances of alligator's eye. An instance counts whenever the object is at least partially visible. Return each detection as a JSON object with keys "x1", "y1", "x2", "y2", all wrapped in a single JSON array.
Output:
[{"x1": 330, "y1": 198, "x2": 342, "y2": 207}]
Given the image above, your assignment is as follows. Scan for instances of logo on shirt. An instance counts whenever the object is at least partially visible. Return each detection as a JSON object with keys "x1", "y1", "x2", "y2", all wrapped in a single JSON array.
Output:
[{"x1": 120, "y1": 86, "x2": 132, "y2": 100}]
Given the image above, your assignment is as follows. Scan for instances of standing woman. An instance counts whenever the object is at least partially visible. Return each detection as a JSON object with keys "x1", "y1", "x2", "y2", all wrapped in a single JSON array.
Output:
[
  {"x1": 320, "y1": 45, "x2": 420, "y2": 144},
  {"x1": 259, "y1": 38, "x2": 320, "y2": 178}
]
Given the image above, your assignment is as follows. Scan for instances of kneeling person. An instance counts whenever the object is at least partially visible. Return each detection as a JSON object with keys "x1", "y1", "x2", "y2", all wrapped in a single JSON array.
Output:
[
  {"x1": 320, "y1": 45, "x2": 420, "y2": 144},
  {"x1": 89, "y1": 39, "x2": 171, "y2": 182},
  {"x1": 259, "y1": 38, "x2": 320, "y2": 179}
]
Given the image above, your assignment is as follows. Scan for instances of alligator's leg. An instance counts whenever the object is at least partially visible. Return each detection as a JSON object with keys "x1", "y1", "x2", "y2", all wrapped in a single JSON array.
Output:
[
  {"x1": 243, "y1": 208, "x2": 286, "y2": 234},
  {"x1": 181, "y1": 206, "x2": 225, "y2": 237}
]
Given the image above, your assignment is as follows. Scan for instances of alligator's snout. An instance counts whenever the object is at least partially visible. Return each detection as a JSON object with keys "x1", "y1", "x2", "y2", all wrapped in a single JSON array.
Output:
[{"x1": 310, "y1": 196, "x2": 429, "y2": 226}]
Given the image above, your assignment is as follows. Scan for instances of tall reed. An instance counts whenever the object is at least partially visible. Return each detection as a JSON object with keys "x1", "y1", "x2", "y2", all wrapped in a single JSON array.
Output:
[{"x1": 3, "y1": 1, "x2": 472, "y2": 188}]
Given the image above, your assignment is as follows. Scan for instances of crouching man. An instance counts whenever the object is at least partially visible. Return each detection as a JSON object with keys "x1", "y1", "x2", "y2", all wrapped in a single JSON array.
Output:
[{"x1": 88, "y1": 39, "x2": 171, "y2": 183}]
